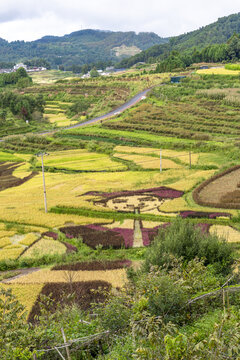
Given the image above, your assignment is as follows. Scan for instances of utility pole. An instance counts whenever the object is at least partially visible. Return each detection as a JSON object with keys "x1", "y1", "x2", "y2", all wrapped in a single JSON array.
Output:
[
  {"x1": 189, "y1": 150, "x2": 192, "y2": 169},
  {"x1": 36, "y1": 152, "x2": 49, "y2": 213},
  {"x1": 160, "y1": 149, "x2": 162, "y2": 172}
]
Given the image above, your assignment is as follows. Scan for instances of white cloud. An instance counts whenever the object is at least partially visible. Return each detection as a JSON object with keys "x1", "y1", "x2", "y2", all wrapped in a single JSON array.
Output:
[{"x1": 0, "y1": 0, "x2": 239, "y2": 41}]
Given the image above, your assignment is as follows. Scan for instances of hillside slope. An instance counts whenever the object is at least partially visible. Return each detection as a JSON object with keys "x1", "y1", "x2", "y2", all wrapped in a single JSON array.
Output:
[
  {"x1": 119, "y1": 12, "x2": 240, "y2": 67},
  {"x1": 0, "y1": 30, "x2": 167, "y2": 68}
]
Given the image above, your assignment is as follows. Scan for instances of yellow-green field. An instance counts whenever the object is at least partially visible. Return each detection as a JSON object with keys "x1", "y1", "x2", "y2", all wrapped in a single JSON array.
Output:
[
  {"x1": 0, "y1": 283, "x2": 43, "y2": 316},
  {"x1": 196, "y1": 67, "x2": 240, "y2": 75},
  {"x1": 31, "y1": 70, "x2": 77, "y2": 84},
  {"x1": 36, "y1": 149, "x2": 127, "y2": 171},
  {"x1": 0, "y1": 145, "x2": 237, "y2": 230}
]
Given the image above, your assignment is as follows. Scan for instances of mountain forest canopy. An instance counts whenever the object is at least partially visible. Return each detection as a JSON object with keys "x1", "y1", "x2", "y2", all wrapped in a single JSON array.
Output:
[
  {"x1": 119, "y1": 12, "x2": 240, "y2": 68},
  {"x1": 0, "y1": 30, "x2": 167, "y2": 70}
]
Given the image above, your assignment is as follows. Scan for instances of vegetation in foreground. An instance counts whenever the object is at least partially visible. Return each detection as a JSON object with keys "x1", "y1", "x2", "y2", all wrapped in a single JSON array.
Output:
[{"x1": 1, "y1": 220, "x2": 240, "y2": 359}]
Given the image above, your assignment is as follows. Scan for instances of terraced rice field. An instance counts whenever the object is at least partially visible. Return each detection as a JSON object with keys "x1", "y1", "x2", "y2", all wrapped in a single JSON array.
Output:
[
  {"x1": 37, "y1": 149, "x2": 127, "y2": 171},
  {"x1": 210, "y1": 225, "x2": 240, "y2": 243},
  {"x1": 0, "y1": 227, "x2": 74, "y2": 261},
  {"x1": 101, "y1": 85, "x2": 240, "y2": 141},
  {"x1": 114, "y1": 147, "x2": 199, "y2": 169},
  {"x1": 8, "y1": 268, "x2": 127, "y2": 288},
  {"x1": 196, "y1": 68, "x2": 240, "y2": 75},
  {"x1": 1, "y1": 260, "x2": 131, "y2": 319}
]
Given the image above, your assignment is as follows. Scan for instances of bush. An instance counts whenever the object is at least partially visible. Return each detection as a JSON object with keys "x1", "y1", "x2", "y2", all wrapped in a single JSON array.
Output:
[
  {"x1": 136, "y1": 270, "x2": 188, "y2": 323},
  {"x1": 96, "y1": 294, "x2": 132, "y2": 333},
  {"x1": 143, "y1": 218, "x2": 233, "y2": 275}
]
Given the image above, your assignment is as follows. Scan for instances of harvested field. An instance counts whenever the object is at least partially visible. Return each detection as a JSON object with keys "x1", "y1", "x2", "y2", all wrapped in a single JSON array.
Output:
[
  {"x1": 8, "y1": 268, "x2": 127, "y2": 288},
  {"x1": 193, "y1": 166, "x2": 240, "y2": 209},
  {"x1": 28, "y1": 281, "x2": 111, "y2": 322},
  {"x1": 210, "y1": 225, "x2": 240, "y2": 243}
]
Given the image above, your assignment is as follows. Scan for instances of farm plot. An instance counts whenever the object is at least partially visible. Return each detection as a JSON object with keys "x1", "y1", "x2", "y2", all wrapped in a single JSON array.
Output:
[
  {"x1": 36, "y1": 149, "x2": 127, "y2": 171},
  {"x1": 0, "y1": 156, "x2": 229, "y2": 228},
  {"x1": 0, "y1": 228, "x2": 76, "y2": 261},
  {"x1": 196, "y1": 68, "x2": 240, "y2": 75},
  {"x1": 114, "y1": 146, "x2": 199, "y2": 167},
  {"x1": 60, "y1": 222, "x2": 162, "y2": 248},
  {"x1": 114, "y1": 153, "x2": 180, "y2": 169},
  {"x1": 60, "y1": 184, "x2": 185, "y2": 249},
  {"x1": 102, "y1": 82, "x2": 240, "y2": 141},
  {"x1": 193, "y1": 166, "x2": 240, "y2": 209},
  {"x1": 0, "y1": 283, "x2": 43, "y2": 316},
  {"x1": 0, "y1": 162, "x2": 36, "y2": 192},
  {"x1": 4, "y1": 259, "x2": 131, "y2": 321},
  {"x1": 28, "y1": 281, "x2": 111, "y2": 322},
  {"x1": 210, "y1": 225, "x2": 240, "y2": 243},
  {"x1": 8, "y1": 267, "x2": 127, "y2": 288}
]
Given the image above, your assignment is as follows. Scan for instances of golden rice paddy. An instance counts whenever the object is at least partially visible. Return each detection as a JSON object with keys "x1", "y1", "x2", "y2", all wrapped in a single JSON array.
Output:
[
  {"x1": 196, "y1": 68, "x2": 240, "y2": 75},
  {"x1": 21, "y1": 238, "x2": 66, "y2": 259},
  {"x1": 114, "y1": 146, "x2": 199, "y2": 165},
  {"x1": 8, "y1": 268, "x2": 128, "y2": 288},
  {"x1": 210, "y1": 225, "x2": 240, "y2": 243},
  {"x1": 0, "y1": 283, "x2": 43, "y2": 315},
  {"x1": 115, "y1": 153, "x2": 180, "y2": 169},
  {"x1": 38, "y1": 149, "x2": 127, "y2": 171}
]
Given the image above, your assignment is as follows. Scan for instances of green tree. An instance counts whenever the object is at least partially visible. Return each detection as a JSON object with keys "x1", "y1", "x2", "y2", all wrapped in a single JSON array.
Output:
[{"x1": 90, "y1": 67, "x2": 100, "y2": 77}]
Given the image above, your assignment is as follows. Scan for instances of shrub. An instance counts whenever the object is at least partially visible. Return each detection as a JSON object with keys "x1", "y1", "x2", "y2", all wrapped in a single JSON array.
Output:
[
  {"x1": 143, "y1": 218, "x2": 233, "y2": 275},
  {"x1": 135, "y1": 269, "x2": 189, "y2": 323},
  {"x1": 96, "y1": 293, "x2": 132, "y2": 333}
]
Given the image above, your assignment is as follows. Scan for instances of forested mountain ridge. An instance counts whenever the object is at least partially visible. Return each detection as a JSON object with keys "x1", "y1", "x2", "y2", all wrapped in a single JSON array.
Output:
[
  {"x1": 0, "y1": 29, "x2": 167, "y2": 69},
  {"x1": 119, "y1": 12, "x2": 240, "y2": 67}
]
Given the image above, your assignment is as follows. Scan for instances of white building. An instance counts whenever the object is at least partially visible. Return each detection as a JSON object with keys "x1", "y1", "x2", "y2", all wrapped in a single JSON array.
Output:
[{"x1": 13, "y1": 63, "x2": 27, "y2": 71}]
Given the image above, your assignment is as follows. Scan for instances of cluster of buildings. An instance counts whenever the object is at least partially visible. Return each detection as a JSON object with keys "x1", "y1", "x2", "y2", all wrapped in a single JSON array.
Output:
[
  {"x1": 81, "y1": 67, "x2": 125, "y2": 79},
  {"x1": 0, "y1": 63, "x2": 46, "y2": 74}
]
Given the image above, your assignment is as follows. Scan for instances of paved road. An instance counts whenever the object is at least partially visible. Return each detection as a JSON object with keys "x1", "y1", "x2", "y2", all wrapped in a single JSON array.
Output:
[
  {"x1": 65, "y1": 87, "x2": 151, "y2": 130},
  {"x1": 0, "y1": 87, "x2": 152, "y2": 140}
]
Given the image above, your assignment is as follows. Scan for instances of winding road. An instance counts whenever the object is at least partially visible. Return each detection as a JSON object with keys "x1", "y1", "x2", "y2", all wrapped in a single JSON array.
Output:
[
  {"x1": 65, "y1": 87, "x2": 151, "y2": 130},
  {"x1": 1, "y1": 86, "x2": 153, "y2": 140}
]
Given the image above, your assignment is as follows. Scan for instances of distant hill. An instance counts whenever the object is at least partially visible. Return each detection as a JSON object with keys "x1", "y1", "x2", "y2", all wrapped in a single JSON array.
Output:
[
  {"x1": 119, "y1": 12, "x2": 240, "y2": 67},
  {"x1": 0, "y1": 30, "x2": 167, "y2": 69}
]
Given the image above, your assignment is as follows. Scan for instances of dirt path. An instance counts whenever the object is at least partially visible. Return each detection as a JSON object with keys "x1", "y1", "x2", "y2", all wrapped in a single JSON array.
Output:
[{"x1": 1, "y1": 267, "x2": 40, "y2": 283}]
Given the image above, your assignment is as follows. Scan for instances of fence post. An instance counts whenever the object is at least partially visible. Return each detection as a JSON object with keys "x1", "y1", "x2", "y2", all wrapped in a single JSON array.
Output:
[
  {"x1": 160, "y1": 149, "x2": 162, "y2": 172},
  {"x1": 61, "y1": 327, "x2": 71, "y2": 360}
]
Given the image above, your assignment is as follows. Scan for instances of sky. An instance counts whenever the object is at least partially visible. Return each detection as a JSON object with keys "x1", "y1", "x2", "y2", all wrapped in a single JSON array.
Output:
[{"x1": 0, "y1": 0, "x2": 239, "y2": 42}]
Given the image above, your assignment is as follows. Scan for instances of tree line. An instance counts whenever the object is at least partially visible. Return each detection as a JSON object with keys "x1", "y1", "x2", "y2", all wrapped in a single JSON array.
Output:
[{"x1": 155, "y1": 34, "x2": 240, "y2": 73}]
